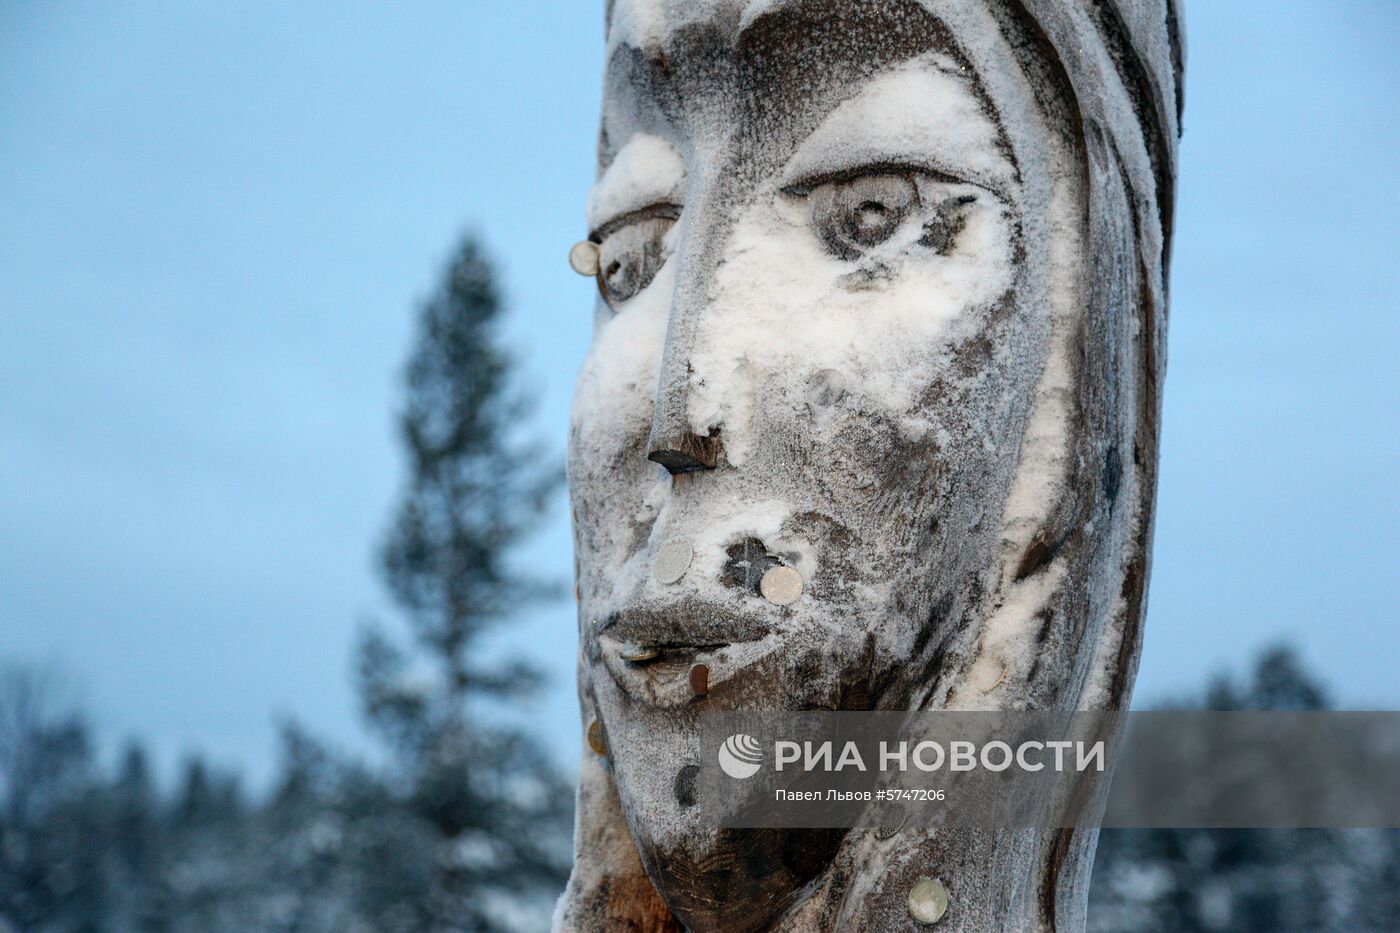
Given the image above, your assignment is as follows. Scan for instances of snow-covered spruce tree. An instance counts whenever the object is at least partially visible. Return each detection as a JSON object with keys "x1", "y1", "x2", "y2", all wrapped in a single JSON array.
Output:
[{"x1": 356, "y1": 235, "x2": 570, "y2": 932}]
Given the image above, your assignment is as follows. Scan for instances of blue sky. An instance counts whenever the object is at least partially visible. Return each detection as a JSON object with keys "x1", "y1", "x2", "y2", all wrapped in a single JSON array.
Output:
[{"x1": 1, "y1": 2, "x2": 1396, "y2": 784}]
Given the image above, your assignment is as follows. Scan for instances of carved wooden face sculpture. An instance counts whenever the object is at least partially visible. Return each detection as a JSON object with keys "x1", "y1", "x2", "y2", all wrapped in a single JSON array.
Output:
[{"x1": 566, "y1": 1, "x2": 1180, "y2": 929}]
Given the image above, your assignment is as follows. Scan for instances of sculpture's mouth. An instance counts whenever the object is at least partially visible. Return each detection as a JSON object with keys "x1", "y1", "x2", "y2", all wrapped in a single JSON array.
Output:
[{"x1": 594, "y1": 602, "x2": 781, "y2": 707}]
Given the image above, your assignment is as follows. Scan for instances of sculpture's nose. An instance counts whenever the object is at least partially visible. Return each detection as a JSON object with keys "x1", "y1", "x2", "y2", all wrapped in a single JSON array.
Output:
[
  {"x1": 648, "y1": 428, "x2": 722, "y2": 474},
  {"x1": 646, "y1": 314, "x2": 724, "y2": 474},
  {"x1": 645, "y1": 184, "x2": 729, "y2": 476}
]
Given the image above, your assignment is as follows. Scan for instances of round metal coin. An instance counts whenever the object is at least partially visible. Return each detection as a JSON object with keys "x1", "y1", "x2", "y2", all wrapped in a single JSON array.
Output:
[
  {"x1": 568, "y1": 240, "x2": 600, "y2": 276},
  {"x1": 759, "y1": 566, "x2": 803, "y2": 605},
  {"x1": 654, "y1": 540, "x2": 694, "y2": 584},
  {"x1": 907, "y1": 877, "x2": 949, "y2": 924},
  {"x1": 587, "y1": 719, "x2": 607, "y2": 757},
  {"x1": 689, "y1": 664, "x2": 709, "y2": 696}
]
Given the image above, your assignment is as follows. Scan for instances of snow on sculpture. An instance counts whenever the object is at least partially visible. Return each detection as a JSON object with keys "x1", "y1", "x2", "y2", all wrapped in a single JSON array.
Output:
[{"x1": 557, "y1": 0, "x2": 1183, "y2": 929}]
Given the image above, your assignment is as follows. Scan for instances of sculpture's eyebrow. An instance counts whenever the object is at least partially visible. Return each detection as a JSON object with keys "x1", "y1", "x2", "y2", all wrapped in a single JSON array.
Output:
[
  {"x1": 604, "y1": 1, "x2": 749, "y2": 60},
  {"x1": 603, "y1": 0, "x2": 828, "y2": 52},
  {"x1": 777, "y1": 58, "x2": 1021, "y2": 203},
  {"x1": 586, "y1": 134, "x2": 686, "y2": 234},
  {"x1": 600, "y1": 0, "x2": 1012, "y2": 185}
]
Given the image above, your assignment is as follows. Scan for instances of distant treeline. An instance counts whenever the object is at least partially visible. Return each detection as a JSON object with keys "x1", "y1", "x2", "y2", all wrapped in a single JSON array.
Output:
[
  {"x1": 5, "y1": 645, "x2": 1396, "y2": 932},
  {"x1": 0, "y1": 674, "x2": 564, "y2": 933},
  {"x1": 1088, "y1": 646, "x2": 1400, "y2": 932}
]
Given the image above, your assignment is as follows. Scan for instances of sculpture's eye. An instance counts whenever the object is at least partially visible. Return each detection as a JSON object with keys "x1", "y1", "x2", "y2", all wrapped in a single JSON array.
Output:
[
  {"x1": 790, "y1": 170, "x2": 979, "y2": 262},
  {"x1": 808, "y1": 174, "x2": 917, "y2": 261},
  {"x1": 594, "y1": 207, "x2": 678, "y2": 308}
]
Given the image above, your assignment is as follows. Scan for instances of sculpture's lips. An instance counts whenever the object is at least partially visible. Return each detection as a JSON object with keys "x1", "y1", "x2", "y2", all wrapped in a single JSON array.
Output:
[
  {"x1": 596, "y1": 601, "x2": 773, "y2": 649},
  {"x1": 593, "y1": 600, "x2": 781, "y2": 707}
]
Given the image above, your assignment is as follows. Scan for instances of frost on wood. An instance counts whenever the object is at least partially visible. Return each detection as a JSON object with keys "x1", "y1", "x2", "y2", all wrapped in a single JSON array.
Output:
[{"x1": 557, "y1": 0, "x2": 1183, "y2": 930}]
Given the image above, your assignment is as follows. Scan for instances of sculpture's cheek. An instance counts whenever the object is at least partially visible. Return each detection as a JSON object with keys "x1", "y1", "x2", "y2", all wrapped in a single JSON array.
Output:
[
  {"x1": 570, "y1": 264, "x2": 672, "y2": 464},
  {"x1": 691, "y1": 189, "x2": 1016, "y2": 467},
  {"x1": 568, "y1": 270, "x2": 675, "y2": 601}
]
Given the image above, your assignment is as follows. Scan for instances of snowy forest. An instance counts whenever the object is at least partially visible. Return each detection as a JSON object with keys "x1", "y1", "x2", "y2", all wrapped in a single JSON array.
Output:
[{"x1": 3, "y1": 238, "x2": 1395, "y2": 933}]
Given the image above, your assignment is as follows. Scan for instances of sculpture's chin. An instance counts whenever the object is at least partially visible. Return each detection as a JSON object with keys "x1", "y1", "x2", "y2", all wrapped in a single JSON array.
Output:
[
  {"x1": 590, "y1": 602, "x2": 871, "y2": 931},
  {"x1": 634, "y1": 826, "x2": 847, "y2": 933},
  {"x1": 586, "y1": 586, "x2": 930, "y2": 930}
]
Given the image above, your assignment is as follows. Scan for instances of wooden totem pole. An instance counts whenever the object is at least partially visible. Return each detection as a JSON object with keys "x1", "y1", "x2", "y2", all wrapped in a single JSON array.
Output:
[{"x1": 558, "y1": 1, "x2": 1183, "y2": 929}]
